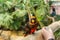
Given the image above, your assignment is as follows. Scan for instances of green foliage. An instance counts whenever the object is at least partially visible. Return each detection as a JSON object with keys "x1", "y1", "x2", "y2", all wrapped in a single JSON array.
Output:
[
  {"x1": 12, "y1": 10, "x2": 26, "y2": 17},
  {"x1": 0, "y1": 13, "x2": 13, "y2": 28},
  {"x1": 0, "y1": 0, "x2": 49, "y2": 30},
  {"x1": 49, "y1": 1, "x2": 53, "y2": 6}
]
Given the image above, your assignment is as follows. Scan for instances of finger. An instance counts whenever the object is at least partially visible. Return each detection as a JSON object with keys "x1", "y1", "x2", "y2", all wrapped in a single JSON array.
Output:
[{"x1": 42, "y1": 27, "x2": 53, "y2": 34}]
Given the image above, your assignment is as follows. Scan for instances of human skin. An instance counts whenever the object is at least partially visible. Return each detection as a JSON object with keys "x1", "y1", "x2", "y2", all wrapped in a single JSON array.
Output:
[{"x1": 41, "y1": 27, "x2": 55, "y2": 40}]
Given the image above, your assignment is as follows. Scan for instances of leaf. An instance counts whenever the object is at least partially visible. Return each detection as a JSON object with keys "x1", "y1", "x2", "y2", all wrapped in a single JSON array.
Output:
[
  {"x1": 36, "y1": 8, "x2": 45, "y2": 21},
  {"x1": 13, "y1": 9, "x2": 26, "y2": 17},
  {"x1": 0, "y1": 13, "x2": 13, "y2": 28}
]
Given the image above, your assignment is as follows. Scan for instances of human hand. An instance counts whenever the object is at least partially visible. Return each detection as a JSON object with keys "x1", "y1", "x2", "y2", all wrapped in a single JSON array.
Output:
[{"x1": 41, "y1": 27, "x2": 55, "y2": 40}]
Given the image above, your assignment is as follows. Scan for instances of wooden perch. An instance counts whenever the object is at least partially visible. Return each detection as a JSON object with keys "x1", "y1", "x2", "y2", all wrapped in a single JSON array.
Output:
[{"x1": 10, "y1": 21, "x2": 60, "y2": 40}]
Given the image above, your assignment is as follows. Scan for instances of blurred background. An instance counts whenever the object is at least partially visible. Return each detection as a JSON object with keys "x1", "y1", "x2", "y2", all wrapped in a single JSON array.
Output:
[{"x1": 0, "y1": 0, "x2": 60, "y2": 40}]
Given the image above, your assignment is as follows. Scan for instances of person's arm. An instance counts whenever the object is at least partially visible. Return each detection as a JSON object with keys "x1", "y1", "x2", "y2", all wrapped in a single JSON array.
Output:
[
  {"x1": 48, "y1": 21, "x2": 60, "y2": 32},
  {"x1": 41, "y1": 21, "x2": 60, "y2": 40}
]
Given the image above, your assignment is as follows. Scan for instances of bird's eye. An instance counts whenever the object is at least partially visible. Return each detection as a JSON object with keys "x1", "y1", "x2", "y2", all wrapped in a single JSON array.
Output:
[{"x1": 32, "y1": 20, "x2": 35, "y2": 23}]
